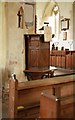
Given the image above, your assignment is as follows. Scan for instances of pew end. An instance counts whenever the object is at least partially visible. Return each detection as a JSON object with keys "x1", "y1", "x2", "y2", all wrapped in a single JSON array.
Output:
[
  {"x1": 39, "y1": 92, "x2": 60, "y2": 118},
  {"x1": 40, "y1": 92, "x2": 75, "y2": 118},
  {"x1": 8, "y1": 74, "x2": 40, "y2": 118},
  {"x1": 9, "y1": 74, "x2": 18, "y2": 118}
]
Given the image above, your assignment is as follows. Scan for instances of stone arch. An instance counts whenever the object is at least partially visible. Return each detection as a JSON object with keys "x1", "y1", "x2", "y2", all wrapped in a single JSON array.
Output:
[{"x1": 42, "y1": 1, "x2": 59, "y2": 19}]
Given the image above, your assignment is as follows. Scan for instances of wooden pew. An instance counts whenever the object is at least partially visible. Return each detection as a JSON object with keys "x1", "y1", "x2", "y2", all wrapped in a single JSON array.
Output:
[
  {"x1": 40, "y1": 92, "x2": 75, "y2": 118},
  {"x1": 9, "y1": 74, "x2": 74, "y2": 118}
]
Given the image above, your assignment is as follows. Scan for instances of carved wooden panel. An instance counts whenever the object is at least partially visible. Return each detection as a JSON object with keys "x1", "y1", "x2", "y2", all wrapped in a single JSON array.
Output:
[{"x1": 24, "y1": 34, "x2": 50, "y2": 70}]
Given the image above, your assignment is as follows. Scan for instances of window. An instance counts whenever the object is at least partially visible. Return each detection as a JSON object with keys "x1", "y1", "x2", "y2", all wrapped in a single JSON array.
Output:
[
  {"x1": 25, "y1": 2, "x2": 35, "y2": 28},
  {"x1": 49, "y1": 5, "x2": 59, "y2": 41}
]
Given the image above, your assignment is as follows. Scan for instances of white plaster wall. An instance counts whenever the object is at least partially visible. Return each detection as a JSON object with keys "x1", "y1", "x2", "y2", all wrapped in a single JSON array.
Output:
[
  {"x1": 57, "y1": 2, "x2": 73, "y2": 50},
  {"x1": 50, "y1": 2, "x2": 74, "y2": 50},
  {"x1": 0, "y1": 2, "x2": 35, "y2": 83},
  {"x1": 36, "y1": 2, "x2": 47, "y2": 33},
  {"x1": 0, "y1": 2, "x2": 7, "y2": 85},
  {"x1": 6, "y1": 2, "x2": 27, "y2": 82},
  {"x1": 0, "y1": 3, "x2": 3, "y2": 85},
  {"x1": 36, "y1": 2, "x2": 74, "y2": 50},
  {"x1": 0, "y1": 2, "x2": 7, "y2": 118},
  {"x1": 0, "y1": 3, "x2": 2, "y2": 119}
]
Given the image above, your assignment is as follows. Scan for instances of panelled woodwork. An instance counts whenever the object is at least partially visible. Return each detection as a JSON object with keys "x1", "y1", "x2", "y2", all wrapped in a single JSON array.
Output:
[
  {"x1": 66, "y1": 51, "x2": 75, "y2": 69},
  {"x1": 61, "y1": 56, "x2": 66, "y2": 68},
  {"x1": 50, "y1": 50, "x2": 75, "y2": 70},
  {"x1": 66, "y1": 54, "x2": 72, "y2": 69},
  {"x1": 40, "y1": 92, "x2": 74, "y2": 118},
  {"x1": 71, "y1": 52, "x2": 75, "y2": 69},
  {"x1": 24, "y1": 34, "x2": 51, "y2": 80},
  {"x1": 56, "y1": 56, "x2": 61, "y2": 67},
  {"x1": 24, "y1": 34, "x2": 50, "y2": 70},
  {"x1": 9, "y1": 75, "x2": 74, "y2": 118},
  {"x1": 50, "y1": 55, "x2": 56, "y2": 66},
  {"x1": 50, "y1": 50, "x2": 67, "y2": 68}
]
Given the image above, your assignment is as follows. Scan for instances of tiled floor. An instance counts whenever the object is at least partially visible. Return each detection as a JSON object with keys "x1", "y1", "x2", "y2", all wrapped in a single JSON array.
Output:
[{"x1": 1, "y1": 67, "x2": 75, "y2": 119}]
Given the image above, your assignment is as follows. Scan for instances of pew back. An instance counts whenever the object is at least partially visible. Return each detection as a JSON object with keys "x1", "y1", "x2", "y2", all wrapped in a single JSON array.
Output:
[{"x1": 9, "y1": 75, "x2": 74, "y2": 118}]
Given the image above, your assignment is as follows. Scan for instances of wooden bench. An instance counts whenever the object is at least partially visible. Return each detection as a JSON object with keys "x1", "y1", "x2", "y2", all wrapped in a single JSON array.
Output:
[
  {"x1": 40, "y1": 92, "x2": 75, "y2": 118},
  {"x1": 8, "y1": 74, "x2": 74, "y2": 118}
]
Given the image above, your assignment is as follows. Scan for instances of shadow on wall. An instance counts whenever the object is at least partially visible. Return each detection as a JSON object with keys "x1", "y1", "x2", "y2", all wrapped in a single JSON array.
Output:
[{"x1": 2, "y1": 68, "x2": 9, "y2": 89}]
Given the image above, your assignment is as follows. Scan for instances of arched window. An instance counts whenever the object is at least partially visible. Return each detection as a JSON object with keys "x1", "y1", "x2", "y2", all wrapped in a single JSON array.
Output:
[{"x1": 49, "y1": 4, "x2": 59, "y2": 41}]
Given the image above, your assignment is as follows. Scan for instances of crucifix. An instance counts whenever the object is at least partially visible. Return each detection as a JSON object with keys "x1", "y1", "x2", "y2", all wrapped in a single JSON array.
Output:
[{"x1": 17, "y1": 10, "x2": 22, "y2": 28}]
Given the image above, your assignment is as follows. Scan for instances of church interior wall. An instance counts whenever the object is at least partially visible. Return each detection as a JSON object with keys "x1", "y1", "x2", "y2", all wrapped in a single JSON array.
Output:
[
  {"x1": 36, "y1": 2, "x2": 74, "y2": 50},
  {"x1": 0, "y1": 1, "x2": 75, "y2": 89},
  {"x1": 6, "y1": 2, "x2": 26, "y2": 82}
]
